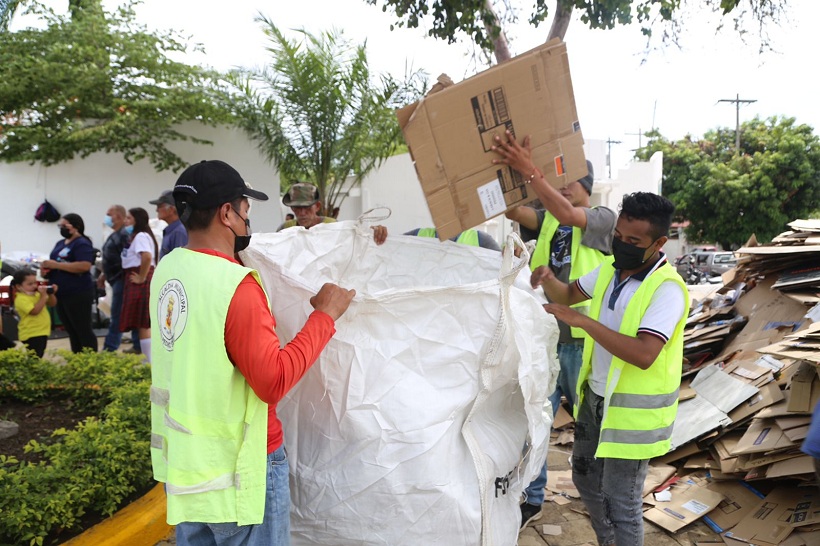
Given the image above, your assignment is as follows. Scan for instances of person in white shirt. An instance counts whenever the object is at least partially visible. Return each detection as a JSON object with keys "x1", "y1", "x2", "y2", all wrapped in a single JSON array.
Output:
[{"x1": 120, "y1": 207, "x2": 159, "y2": 361}]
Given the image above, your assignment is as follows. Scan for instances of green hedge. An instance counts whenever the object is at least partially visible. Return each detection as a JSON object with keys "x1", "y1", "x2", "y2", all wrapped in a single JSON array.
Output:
[{"x1": 0, "y1": 349, "x2": 153, "y2": 546}]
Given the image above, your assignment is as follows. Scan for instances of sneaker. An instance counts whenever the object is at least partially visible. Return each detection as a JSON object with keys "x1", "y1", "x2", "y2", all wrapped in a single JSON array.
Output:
[{"x1": 520, "y1": 502, "x2": 542, "y2": 531}]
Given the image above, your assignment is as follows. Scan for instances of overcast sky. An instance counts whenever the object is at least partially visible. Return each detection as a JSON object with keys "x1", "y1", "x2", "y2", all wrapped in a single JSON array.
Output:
[{"x1": 16, "y1": 1, "x2": 819, "y2": 171}]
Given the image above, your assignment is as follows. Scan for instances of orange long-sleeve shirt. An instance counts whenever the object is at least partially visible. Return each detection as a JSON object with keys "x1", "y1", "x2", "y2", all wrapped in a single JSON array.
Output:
[{"x1": 195, "y1": 249, "x2": 336, "y2": 453}]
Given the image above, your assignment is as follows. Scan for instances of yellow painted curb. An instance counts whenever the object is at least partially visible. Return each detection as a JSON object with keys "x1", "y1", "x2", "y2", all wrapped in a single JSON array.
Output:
[{"x1": 62, "y1": 484, "x2": 173, "y2": 546}]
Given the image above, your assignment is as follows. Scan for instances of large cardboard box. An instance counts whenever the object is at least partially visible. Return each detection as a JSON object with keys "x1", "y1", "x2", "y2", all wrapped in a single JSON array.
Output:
[
  {"x1": 724, "y1": 486, "x2": 820, "y2": 546},
  {"x1": 643, "y1": 476, "x2": 725, "y2": 533},
  {"x1": 397, "y1": 39, "x2": 586, "y2": 240}
]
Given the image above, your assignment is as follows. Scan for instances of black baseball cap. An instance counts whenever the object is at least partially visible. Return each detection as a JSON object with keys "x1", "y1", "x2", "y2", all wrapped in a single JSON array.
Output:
[
  {"x1": 578, "y1": 160, "x2": 594, "y2": 195},
  {"x1": 173, "y1": 160, "x2": 268, "y2": 210}
]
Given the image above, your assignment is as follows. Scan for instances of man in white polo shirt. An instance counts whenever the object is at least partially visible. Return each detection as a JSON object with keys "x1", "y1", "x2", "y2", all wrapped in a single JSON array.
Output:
[{"x1": 530, "y1": 192, "x2": 689, "y2": 546}]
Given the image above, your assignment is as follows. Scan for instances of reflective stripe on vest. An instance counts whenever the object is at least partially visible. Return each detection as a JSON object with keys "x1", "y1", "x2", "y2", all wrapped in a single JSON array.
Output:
[
  {"x1": 530, "y1": 212, "x2": 607, "y2": 338},
  {"x1": 575, "y1": 257, "x2": 689, "y2": 460},
  {"x1": 149, "y1": 249, "x2": 269, "y2": 525},
  {"x1": 417, "y1": 228, "x2": 480, "y2": 246}
]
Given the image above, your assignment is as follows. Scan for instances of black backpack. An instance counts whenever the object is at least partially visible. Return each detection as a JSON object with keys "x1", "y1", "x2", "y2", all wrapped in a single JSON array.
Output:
[{"x1": 34, "y1": 200, "x2": 60, "y2": 223}]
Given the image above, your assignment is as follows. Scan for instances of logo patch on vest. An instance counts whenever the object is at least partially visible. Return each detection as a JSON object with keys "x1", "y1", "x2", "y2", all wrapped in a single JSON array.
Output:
[{"x1": 158, "y1": 279, "x2": 188, "y2": 350}]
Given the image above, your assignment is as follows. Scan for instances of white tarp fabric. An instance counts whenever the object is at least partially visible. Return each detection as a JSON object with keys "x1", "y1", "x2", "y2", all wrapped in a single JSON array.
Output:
[{"x1": 241, "y1": 221, "x2": 559, "y2": 546}]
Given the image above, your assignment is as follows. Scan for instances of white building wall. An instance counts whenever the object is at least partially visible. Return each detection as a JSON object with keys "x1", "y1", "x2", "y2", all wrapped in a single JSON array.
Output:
[
  {"x1": 1, "y1": 126, "x2": 667, "y2": 260},
  {"x1": 339, "y1": 153, "x2": 433, "y2": 234},
  {"x1": 0, "y1": 123, "x2": 281, "y2": 257}
]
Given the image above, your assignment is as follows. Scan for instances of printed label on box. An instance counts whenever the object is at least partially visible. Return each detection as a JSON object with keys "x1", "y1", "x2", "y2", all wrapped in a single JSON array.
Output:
[
  {"x1": 663, "y1": 507, "x2": 686, "y2": 520},
  {"x1": 554, "y1": 155, "x2": 565, "y2": 176},
  {"x1": 682, "y1": 499, "x2": 711, "y2": 515},
  {"x1": 477, "y1": 179, "x2": 507, "y2": 219},
  {"x1": 753, "y1": 428, "x2": 771, "y2": 446},
  {"x1": 473, "y1": 87, "x2": 514, "y2": 152}
]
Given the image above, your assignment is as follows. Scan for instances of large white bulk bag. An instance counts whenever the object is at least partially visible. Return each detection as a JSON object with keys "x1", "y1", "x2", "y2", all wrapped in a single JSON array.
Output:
[{"x1": 241, "y1": 221, "x2": 559, "y2": 546}]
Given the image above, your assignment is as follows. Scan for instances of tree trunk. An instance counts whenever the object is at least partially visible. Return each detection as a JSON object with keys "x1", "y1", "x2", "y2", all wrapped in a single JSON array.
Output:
[
  {"x1": 547, "y1": 1, "x2": 573, "y2": 41},
  {"x1": 484, "y1": 0, "x2": 512, "y2": 63}
]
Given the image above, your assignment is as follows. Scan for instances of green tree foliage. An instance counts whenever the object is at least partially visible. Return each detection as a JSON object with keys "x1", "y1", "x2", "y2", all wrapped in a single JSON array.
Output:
[
  {"x1": 365, "y1": 0, "x2": 788, "y2": 59},
  {"x1": 0, "y1": 0, "x2": 229, "y2": 172},
  {"x1": 636, "y1": 117, "x2": 820, "y2": 249},
  {"x1": 228, "y1": 17, "x2": 425, "y2": 216}
]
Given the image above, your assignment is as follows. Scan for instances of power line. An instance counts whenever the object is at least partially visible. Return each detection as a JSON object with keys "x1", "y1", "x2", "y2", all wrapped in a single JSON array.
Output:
[{"x1": 718, "y1": 93, "x2": 757, "y2": 151}]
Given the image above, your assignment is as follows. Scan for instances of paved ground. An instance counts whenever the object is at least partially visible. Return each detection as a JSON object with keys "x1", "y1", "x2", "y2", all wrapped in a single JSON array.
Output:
[
  {"x1": 38, "y1": 335, "x2": 720, "y2": 545},
  {"x1": 42, "y1": 332, "x2": 137, "y2": 354},
  {"x1": 517, "y1": 446, "x2": 721, "y2": 546},
  {"x1": 153, "y1": 444, "x2": 721, "y2": 546}
]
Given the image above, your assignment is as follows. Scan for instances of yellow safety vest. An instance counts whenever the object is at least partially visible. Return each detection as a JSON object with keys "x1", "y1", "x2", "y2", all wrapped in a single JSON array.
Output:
[
  {"x1": 575, "y1": 257, "x2": 689, "y2": 459},
  {"x1": 530, "y1": 211, "x2": 607, "y2": 337},
  {"x1": 416, "y1": 228, "x2": 480, "y2": 246},
  {"x1": 149, "y1": 249, "x2": 269, "y2": 525}
]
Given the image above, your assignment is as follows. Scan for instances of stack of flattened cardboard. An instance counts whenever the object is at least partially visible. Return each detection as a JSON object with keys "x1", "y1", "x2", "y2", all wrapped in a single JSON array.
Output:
[
  {"x1": 643, "y1": 220, "x2": 820, "y2": 544},
  {"x1": 682, "y1": 287, "x2": 748, "y2": 376},
  {"x1": 734, "y1": 219, "x2": 820, "y2": 307}
]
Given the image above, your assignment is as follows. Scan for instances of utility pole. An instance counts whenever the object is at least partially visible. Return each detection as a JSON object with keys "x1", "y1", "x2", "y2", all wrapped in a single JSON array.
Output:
[
  {"x1": 626, "y1": 128, "x2": 643, "y2": 150},
  {"x1": 605, "y1": 137, "x2": 622, "y2": 179},
  {"x1": 718, "y1": 93, "x2": 757, "y2": 151}
]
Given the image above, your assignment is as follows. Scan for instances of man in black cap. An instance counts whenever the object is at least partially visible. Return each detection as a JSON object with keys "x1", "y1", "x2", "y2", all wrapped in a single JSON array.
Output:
[
  {"x1": 149, "y1": 190, "x2": 188, "y2": 261},
  {"x1": 493, "y1": 131, "x2": 617, "y2": 531},
  {"x1": 149, "y1": 160, "x2": 355, "y2": 545}
]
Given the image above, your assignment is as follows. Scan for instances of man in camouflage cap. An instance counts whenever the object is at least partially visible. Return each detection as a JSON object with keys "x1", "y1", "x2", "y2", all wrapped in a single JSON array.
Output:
[
  {"x1": 276, "y1": 183, "x2": 337, "y2": 231},
  {"x1": 277, "y1": 182, "x2": 387, "y2": 244}
]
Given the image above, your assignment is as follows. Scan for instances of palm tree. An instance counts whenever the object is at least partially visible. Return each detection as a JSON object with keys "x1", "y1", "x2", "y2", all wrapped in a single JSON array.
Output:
[
  {"x1": 229, "y1": 17, "x2": 424, "y2": 217},
  {"x1": 0, "y1": 0, "x2": 23, "y2": 30}
]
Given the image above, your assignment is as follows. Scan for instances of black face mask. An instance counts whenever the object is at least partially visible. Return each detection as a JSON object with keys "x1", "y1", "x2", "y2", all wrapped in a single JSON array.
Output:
[
  {"x1": 229, "y1": 207, "x2": 251, "y2": 254},
  {"x1": 59, "y1": 227, "x2": 72, "y2": 239},
  {"x1": 611, "y1": 237, "x2": 655, "y2": 270},
  {"x1": 232, "y1": 232, "x2": 251, "y2": 254}
]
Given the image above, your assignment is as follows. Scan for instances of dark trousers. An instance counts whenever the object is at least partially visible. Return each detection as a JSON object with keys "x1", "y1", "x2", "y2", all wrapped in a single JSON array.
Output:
[
  {"x1": 56, "y1": 288, "x2": 98, "y2": 353},
  {"x1": 23, "y1": 335, "x2": 48, "y2": 358},
  {"x1": 0, "y1": 333, "x2": 15, "y2": 351}
]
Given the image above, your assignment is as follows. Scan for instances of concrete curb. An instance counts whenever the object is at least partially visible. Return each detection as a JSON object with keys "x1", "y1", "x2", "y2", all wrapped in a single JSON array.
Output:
[{"x1": 61, "y1": 484, "x2": 172, "y2": 546}]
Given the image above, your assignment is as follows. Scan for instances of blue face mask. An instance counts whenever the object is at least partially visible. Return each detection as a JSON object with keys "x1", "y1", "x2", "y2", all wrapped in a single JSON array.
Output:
[
  {"x1": 124, "y1": 225, "x2": 134, "y2": 235},
  {"x1": 103, "y1": 215, "x2": 114, "y2": 228}
]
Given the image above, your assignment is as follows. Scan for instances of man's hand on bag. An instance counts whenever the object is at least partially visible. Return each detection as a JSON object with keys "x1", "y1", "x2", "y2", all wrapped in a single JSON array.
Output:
[
  {"x1": 310, "y1": 283, "x2": 356, "y2": 321},
  {"x1": 544, "y1": 303, "x2": 584, "y2": 327},
  {"x1": 530, "y1": 265, "x2": 556, "y2": 289},
  {"x1": 371, "y1": 225, "x2": 388, "y2": 246}
]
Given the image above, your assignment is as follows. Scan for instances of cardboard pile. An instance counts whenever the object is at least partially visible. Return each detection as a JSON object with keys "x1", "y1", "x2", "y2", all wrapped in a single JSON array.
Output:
[
  {"x1": 398, "y1": 39, "x2": 587, "y2": 240},
  {"x1": 734, "y1": 219, "x2": 820, "y2": 307},
  {"x1": 642, "y1": 219, "x2": 820, "y2": 544}
]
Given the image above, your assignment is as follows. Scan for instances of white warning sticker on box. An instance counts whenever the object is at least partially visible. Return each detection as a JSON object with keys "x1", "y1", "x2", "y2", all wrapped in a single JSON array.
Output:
[
  {"x1": 681, "y1": 499, "x2": 710, "y2": 515},
  {"x1": 477, "y1": 179, "x2": 506, "y2": 219}
]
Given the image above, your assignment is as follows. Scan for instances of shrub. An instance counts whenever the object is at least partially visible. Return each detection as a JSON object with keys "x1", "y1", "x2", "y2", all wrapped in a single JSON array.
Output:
[{"x1": 0, "y1": 349, "x2": 152, "y2": 546}]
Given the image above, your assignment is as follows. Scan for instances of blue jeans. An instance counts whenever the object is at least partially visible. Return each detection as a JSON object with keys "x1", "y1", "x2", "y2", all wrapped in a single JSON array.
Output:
[
  {"x1": 572, "y1": 386, "x2": 649, "y2": 546},
  {"x1": 523, "y1": 342, "x2": 583, "y2": 506},
  {"x1": 102, "y1": 279, "x2": 124, "y2": 351},
  {"x1": 176, "y1": 446, "x2": 291, "y2": 546}
]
